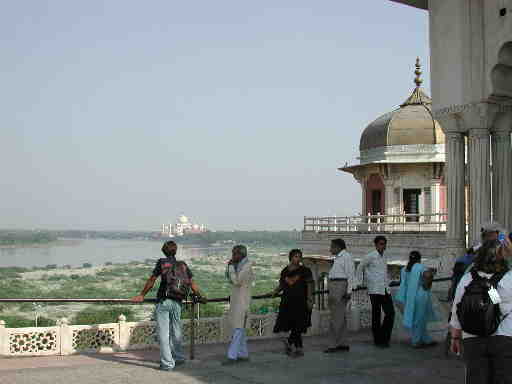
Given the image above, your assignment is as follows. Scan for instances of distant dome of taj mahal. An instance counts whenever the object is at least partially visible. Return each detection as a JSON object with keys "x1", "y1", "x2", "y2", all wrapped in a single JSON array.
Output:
[{"x1": 178, "y1": 215, "x2": 189, "y2": 224}]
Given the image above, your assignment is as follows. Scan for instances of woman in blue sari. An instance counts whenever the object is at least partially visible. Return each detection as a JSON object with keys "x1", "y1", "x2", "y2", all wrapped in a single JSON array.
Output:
[{"x1": 396, "y1": 251, "x2": 438, "y2": 348}]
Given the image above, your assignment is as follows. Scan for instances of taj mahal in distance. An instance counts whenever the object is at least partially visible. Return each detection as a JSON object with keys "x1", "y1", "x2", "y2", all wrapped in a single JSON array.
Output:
[{"x1": 2, "y1": 2, "x2": 512, "y2": 382}]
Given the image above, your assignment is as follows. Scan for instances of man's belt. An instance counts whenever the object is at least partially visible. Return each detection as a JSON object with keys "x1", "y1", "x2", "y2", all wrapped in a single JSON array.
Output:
[{"x1": 329, "y1": 278, "x2": 348, "y2": 281}]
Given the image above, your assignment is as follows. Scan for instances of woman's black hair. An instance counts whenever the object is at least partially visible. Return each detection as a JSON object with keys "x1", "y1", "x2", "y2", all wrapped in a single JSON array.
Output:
[
  {"x1": 406, "y1": 250, "x2": 422, "y2": 272},
  {"x1": 473, "y1": 240, "x2": 509, "y2": 274},
  {"x1": 288, "y1": 248, "x2": 303, "y2": 261},
  {"x1": 331, "y1": 238, "x2": 346, "y2": 251}
]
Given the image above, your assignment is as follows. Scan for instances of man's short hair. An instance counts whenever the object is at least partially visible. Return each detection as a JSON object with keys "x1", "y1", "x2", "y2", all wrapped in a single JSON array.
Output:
[
  {"x1": 374, "y1": 235, "x2": 387, "y2": 245},
  {"x1": 331, "y1": 238, "x2": 346, "y2": 250},
  {"x1": 232, "y1": 244, "x2": 247, "y2": 259},
  {"x1": 161, "y1": 241, "x2": 177, "y2": 257},
  {"x1": 288, "y1": 248, "x2": 303, "y2": 261}
]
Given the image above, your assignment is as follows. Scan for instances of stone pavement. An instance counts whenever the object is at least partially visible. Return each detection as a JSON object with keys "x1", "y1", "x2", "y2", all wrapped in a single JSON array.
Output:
[{"x1": 0, "y1": 331, "x2": 464, "y2": 384}]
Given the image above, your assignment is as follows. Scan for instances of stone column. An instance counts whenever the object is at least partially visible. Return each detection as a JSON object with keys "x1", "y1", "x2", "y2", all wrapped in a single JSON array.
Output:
[
  {"x1": 468, "y1": 128, "x2": 491, "y2": 244},
  {"x1": 360, "y1": 176, "x2": 367, "y2": 216},
  {"x1": 430, "y1": 180, "x2": 439, "y2": 215},
  {"x1": 492, "y1": 113, "x2": 512, "y2": 231},
  {"x1": 445, "y1": 132, "x2": 466, "y2": 245},
  {"x1": 383, "y1": 179, "x2": 395, "y2": 229}
]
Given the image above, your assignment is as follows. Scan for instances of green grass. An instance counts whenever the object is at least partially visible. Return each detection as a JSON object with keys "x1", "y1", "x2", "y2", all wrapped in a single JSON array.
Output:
[{"x1": 0, "y1": 245, "x2": 291, "y2": 326}]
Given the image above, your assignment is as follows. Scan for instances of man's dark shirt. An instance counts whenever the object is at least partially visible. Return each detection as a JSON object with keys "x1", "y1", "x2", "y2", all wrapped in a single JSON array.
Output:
[{"x1": 152, "y1": 256, "x2": 193, "y2": 302}]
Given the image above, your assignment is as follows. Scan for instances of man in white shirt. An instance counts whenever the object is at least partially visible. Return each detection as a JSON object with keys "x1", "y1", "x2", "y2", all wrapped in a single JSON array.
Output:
[
  {"x1": 357, "y1": 235, "x2": 394, "y2": 348},
  {"x1": 324, "y1": 238, "x2": 355, "y2": 353}
]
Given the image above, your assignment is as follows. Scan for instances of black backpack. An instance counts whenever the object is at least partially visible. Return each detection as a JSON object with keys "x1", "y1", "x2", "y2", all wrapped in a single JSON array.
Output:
[
  {"x1": 456, "y1": 269, "x2": 506, "y2": 337},
  {"x1": 161, "y1": 260, "x2": 192, "y2": 301}
]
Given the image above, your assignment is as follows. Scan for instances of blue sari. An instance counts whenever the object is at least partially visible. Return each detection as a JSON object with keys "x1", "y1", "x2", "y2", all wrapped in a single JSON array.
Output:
[{"x1": 396, "y1": 263, "x2": 438, "y2": 345}]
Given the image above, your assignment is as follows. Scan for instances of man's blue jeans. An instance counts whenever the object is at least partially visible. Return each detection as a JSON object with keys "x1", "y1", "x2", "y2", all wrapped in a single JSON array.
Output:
[{"x1": 155, "y1": 299, "x2": 184, "y2": 370}]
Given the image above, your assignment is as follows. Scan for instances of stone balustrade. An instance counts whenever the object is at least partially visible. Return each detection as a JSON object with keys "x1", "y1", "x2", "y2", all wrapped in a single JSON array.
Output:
[{"x1": 0, "y1": 295, "x2": 377, "y2": 358}]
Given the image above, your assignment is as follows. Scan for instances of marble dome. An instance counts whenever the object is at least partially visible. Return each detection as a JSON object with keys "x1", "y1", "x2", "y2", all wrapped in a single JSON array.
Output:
[
  {"x1": 178, "y1": 215, "x2": 189, "y2": 224},
  {"x1": 359, "y1": 59, "x2": 445, "y2": 152}
]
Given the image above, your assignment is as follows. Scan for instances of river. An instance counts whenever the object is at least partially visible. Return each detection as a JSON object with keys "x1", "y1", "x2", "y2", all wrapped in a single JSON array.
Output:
[{"x1": 0, "y1": 239, "x2": 228, "y2": 268}]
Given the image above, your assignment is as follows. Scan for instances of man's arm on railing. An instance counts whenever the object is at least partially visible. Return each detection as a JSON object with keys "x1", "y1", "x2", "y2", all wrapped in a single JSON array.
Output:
[
  {"x1": 191, "y1": 281, "x2": 208, "y2": 304},
  {"x1": 131, "y1": 276, "x2": 157, "y2": 303}
]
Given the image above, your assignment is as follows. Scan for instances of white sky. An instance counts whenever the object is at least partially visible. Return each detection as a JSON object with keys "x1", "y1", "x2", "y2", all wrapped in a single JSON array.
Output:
[{"x1": 0, "y1": 1, "x2": 430, "y2": 231}]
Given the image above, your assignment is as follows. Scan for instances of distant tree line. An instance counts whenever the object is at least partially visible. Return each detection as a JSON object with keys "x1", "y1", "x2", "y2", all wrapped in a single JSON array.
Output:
[
  {"x1": 176, "y1": 230, "x2": 300, "y2": 247},
  {"x1": 1, "y1": 229, "x2": 301, "y2": 248},
  {"x1": 0, "y1": 230, "x2": 57, "y2": 246}
]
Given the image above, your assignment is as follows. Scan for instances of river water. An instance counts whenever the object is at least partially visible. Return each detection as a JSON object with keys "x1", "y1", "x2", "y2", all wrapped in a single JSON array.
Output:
[{"x1": 0, "y1": 239, "x2": 227, "y2": 268}]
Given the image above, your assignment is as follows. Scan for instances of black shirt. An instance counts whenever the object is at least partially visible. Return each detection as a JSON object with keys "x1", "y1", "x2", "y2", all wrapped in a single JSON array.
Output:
[{"x1": 152, "y1": 256, "x2": 193, "y2": 301}]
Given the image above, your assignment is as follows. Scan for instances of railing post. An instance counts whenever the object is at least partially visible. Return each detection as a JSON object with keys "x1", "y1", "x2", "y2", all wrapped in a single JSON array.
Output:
[
  {"x1": 190, "y1": 303, "x2": 196, "y2": 360},
  {"x1": 58, "y1": 317, "x2": 72, "y2": 356},
  {"x1": 347, "y1": 301, "x2": 360, "y2": 332},
  {"x1": 0, "y1": 320, "x2": 7, "y2": 356},
  {"x1": 118, "y1": 314, "x2": 129, "y2": 351}
]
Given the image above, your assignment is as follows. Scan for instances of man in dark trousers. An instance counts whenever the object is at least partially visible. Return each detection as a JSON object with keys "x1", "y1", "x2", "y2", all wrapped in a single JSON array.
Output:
[
  {"x1": 356, "y1": 235, "x2": 395, "y2": 348},
  {"x1": 131, "y1": 241, "x2": 206, "y2": 371}
]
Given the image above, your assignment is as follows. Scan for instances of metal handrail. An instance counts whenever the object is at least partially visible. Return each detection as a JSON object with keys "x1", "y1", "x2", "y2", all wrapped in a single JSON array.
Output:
[{"x1": 0, "y1": 278, "x2": 453, "y2": 302}]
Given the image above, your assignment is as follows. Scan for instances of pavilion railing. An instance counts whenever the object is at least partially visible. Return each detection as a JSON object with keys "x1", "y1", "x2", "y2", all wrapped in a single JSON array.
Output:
[{"x1": 304, "y1": 213, "x2": 448, "y2": 233}]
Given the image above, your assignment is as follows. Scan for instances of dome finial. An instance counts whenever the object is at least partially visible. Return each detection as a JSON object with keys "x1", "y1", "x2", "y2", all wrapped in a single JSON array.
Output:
[{"x1": 414, "y1": 57, "x2": 423, "y2": 88}]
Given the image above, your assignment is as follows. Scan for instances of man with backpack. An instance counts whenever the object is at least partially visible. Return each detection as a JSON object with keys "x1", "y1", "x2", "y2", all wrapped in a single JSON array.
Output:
[
  {"x1": 450, "y1": 240, "x2": 512, "y2": 383},
  {"x1": 131, "y1": 240, "x2": 206, "y2": 371}
]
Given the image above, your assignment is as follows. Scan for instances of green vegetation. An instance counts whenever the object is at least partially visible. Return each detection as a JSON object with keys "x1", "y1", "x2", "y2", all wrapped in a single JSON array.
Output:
[
  {"x1": 2, "y1": 315, "x2": 55, "y2": 328},
  {"x1": 0, "y1": 230, "x2": 57, "y2": 246},
  {"x1": 72, "y1": 305, "x2": 136, "y2": 325},
  {"x1": 177, "y1": 231, "x2": 300, "y2": 247},
  {"x1": 0, "y1": 245, "x2": 288, "y2": 327}
]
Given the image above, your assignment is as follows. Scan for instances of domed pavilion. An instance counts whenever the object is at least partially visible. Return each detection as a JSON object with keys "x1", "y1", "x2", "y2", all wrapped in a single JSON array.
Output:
[{"x1": 341, "y1": 59, "x2": 446, "y2": 222}]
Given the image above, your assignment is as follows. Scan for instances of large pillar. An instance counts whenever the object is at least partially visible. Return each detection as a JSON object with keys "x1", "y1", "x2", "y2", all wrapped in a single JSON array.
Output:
[
  {"x1": 468, "y1": 128, "x2": 491, "y2": 244},
  {"x1": 492, "y1": 113, "x2": 512, "y2": 231},
  {"x1": 446, "y1": 132, "x2": 466, "y2": 245}
]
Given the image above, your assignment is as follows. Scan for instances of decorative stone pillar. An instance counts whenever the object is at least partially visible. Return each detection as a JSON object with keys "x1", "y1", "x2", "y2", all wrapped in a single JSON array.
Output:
[
  {"x1": 445, "y1": 131, "x2": 466, "y2": 245},
  {"x1": 58, "y1": 317, "x2": 73, "y2": 356},
  {"x1": 491, "y1": 113, "x2": 512, "y2": 231},
  {"x1": 118, "y1": 314, "x2": 129, "y2": 351},
  {"x1": 468, "y1": 128, "x2": 491, "y2": 244},
  {"x1": 0, "y1": 320, "x2": 7, "y2": 356}
]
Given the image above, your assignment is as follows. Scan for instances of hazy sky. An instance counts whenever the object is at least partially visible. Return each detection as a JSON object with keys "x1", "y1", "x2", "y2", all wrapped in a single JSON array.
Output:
[{"x1": 1, "y1": 1, "x2": 430, "y2": 231}]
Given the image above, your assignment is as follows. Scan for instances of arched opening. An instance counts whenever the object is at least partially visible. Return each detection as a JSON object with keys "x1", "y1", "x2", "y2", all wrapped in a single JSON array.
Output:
[
  {"x1": 491, "y1": 42, "x2": 512, "y2": 98},
  {"x1": 365, "y1": 174, "x2": 385, "y2": 218}
]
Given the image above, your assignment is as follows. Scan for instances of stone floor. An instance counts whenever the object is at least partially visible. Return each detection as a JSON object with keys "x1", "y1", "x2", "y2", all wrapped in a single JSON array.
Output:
[{"x1": 0, "y1": 330, "x2": 464, "y2": 384}]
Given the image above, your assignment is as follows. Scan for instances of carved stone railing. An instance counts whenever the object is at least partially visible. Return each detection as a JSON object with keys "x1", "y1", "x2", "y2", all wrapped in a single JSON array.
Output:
[
  {"x1": 0, "y1": 277, "x2": 450, "y2": 358},
  {"x1": 304, "y1": 213, "x2": 447, "y2": 233},
  {"x1": 0, "y1": 309, "x2": 337, "y2": 357}
]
